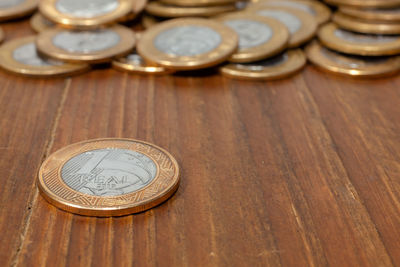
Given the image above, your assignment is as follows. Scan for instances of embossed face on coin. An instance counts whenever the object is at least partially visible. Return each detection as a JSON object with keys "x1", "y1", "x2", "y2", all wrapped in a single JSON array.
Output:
[
  {"x1": 0, "y1": 0, "x2": 25, "y2": 8},
  {"x1": 258, "y1": 10, "x2": 302, "y2": 34},
  {"x1": 13, "y1": 43, "x2": 60, "y2": 66},
  {"x1": 236, "y1": 53, "x2": 288, "y2": 70},
  {"x1": 61, "y1": 148, "x2": 157, "y2": 196},
  {"x1": 56, "y1": 0, "x2": 119, "y2": 18},
  {"x1": 224, "y1": 19, "x2": 272, "y2": 49},
  {"x1": 52, "y1": 30, "x2": 121, "y2": 53},
  {"x1": 334, "y1": 29, "x2": 398, "y2": 44},
  {"x1": 154, "y1": 26, "x2": 222, "y2": 56}
]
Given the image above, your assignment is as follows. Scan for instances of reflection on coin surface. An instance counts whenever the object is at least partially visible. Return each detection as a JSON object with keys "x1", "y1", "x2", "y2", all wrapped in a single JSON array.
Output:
[
  {"x1": 56, "y1": 0, "x2": 119, "y2": 18},
  {"x1": 53, "y1": 30, "x2": 121, "y2": 53},
  {"x1": 137, "y1": 18, "x2": 238, "y2": 70},
  {"x1": 306, "y1": 41, "x2": 400, "y2": 77},
  {"x1": 37, "y1": 138, "x2": 180, "y2": 216},
  {"x1": 220, "y1": 49, "x2": 306, "y2": 80},
  {"x1": 113, "y1": 51, "x2": 174, "y2": 74}
]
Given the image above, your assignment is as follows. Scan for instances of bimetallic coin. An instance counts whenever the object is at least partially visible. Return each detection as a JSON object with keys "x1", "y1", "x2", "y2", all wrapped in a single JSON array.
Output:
[
  {"x1": 159, "y1": 0, "x2": 238, "y2": 6},
  {"x1": 220, "y1": 49, "x2": 306, "y2": 80},
  {"x1": 325, "y1": 0, "x2": 400, "y2": 8},
  {"x1": 252, "y1": 6, "x2": 317, "y2": 48},
  {"x1": 333, "y1": 12, "x2": 400, "y2": 35},
  {"x1": 39, "y1": 0, "x2": 134, "y2": 29},
  {"x1": 0, "y1": 36, "x2": 89, "y2": 77},
  {"x1": 318, "y1": 23, "x2": 400, "y2": 56},
  {"x1": 306, "y1": 41, "x2": 400, "y2": 78},
  {"x1": 248, "y1": 0, "x2": 331, "y2": 25},
  {"x1": 36, "y1": 25, "x2": 136, "y2": 63},
  {"x1": 30, "y1": 13, "x2": 55, "y2": 33},
  {"x1": 216, "y1": 13, "x2": 289, "y2": 63},
  {"x1": 137, "y1": 18, "x2": 238, "y2": 70},
  {"x1": 0, "y1": 0, "x2": 39, "y2": 21},
  {"x1": 145, "y1": 1, "x2": 237, "y2": 18},
  {"x1": 340, "y1": 6, "x2": 400, "y2": 22},
  {"x1": 37, "y1": 138, "x2": 180, "y2": 216}
]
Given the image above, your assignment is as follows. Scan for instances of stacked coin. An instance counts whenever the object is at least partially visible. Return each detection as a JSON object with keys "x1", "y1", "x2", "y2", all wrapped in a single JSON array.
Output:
[{"x1": 304, "y1": 0, "x2": 400, "y2": 77}]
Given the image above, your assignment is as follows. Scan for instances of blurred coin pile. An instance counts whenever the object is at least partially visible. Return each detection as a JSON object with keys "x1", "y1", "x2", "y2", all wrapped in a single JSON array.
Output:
[{"x1": 1, "y1": 0, "x2": 400, "y2": 79}]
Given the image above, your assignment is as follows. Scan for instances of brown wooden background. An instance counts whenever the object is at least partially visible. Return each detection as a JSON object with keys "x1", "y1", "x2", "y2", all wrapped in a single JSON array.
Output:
[{"x1": 2, "y1": 18, "x2": 400, "y2": 267}]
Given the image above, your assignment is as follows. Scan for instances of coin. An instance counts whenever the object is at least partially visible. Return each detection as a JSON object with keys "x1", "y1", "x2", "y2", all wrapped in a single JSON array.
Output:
[
  {"x1": 30, "y1": 13, "x2": 55, "y2": 33},
  {"x1": 248, "y1": 0, "x2": 331, "y2": 25},
  {"x1": 306, "y1": 41, "x2": 400, "y2": 77},
  {"x1": 137, "y1": 18, "x2": 238, "y2": 70},
  {"x1": 250, "y1": 6, "x2": 317, "y2": 48},
  {"x1": 333, "y1": 12, "x2": 400, "y2": 35},
  {"x1": 318, "y1": 23, "x2": 400, "y2": 56},
  {"x1": 325, "y1": 0, "x2": 400, "y2": 8},
  {"x1": 216, "y1": 12, "x2": 289, "y2": 63},
  {"x1": 339, "y1": 6, "x2": 400, "y2": 22},
  {"x1": 0, "y1": 36, "x2": 89, "y2": 77},
  {"x1": 112, "y1": 33, "x2": 174, "y2": 74},
  {"x1": 0, "y1": 0, "x2": 39, "y2": 21},
  {"x1": 159, "y1": 0, "x2": 238, "y2": 6},
  {"x1": 39, "y1": 0, "x2": 134, "y2": 29},
  {"x1": 37, "y1": 138, "x2": 180, "y2": 216},
  {"x1": 36, "y1": 25, "x2": 136, "y2": 64},
  {"x1": 145, "y1": 1, "x2": 237, "y2": 18},
  {"x1": 119, "y1": 0, "x2": 148, "y2": 22},
  {"x1": 220, "y1": 49, "x2": 306, "y2": 80}
]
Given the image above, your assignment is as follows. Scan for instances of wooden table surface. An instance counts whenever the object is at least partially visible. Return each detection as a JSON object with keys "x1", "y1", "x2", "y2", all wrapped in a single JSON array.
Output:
[{"x1": 2, "y1": 18, "x2": 400, "y2": 267}]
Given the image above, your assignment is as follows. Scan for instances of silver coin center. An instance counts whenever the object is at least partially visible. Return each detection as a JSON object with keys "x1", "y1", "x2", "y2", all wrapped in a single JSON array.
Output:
[
  {"x1": 61, "y1": 148, "x2": 158, "y2": 196},
  {"x1": 13, "y1": 42, "x2": 62, "y2": 66},
  {"x1": 321, "y1": 47, "x2": 387, "y2": 68},
  {"x1": 224, "y1": 19, "x2": 272, "y2": 49},
  {"x1": 258, "y1": 10, "x2": 302, "y2": 34},
  {"x1": 261, "y1": 1, "x2": 315, "y2": 15},
  {"x1": 0, "y1": 0, "x2": 25, "y2": 8},
  {"x1": 52, "y1": 30, "x2": 120, "y2": 53},
  {"x1": 126, "y1": 52, "x2": 144, "y2": 65},
  {"x1": 154, "y1": 25, "x2": 222, "y2": 57},
  {"x1": 334, "y1": 29, "x2": 398, "y2": 44},
  {"x1": 236, "y1": 53, "x2": 288, "y2": 71},
  {"x1": 56, "y1": 0, "x2": 119, "y2": 18}
]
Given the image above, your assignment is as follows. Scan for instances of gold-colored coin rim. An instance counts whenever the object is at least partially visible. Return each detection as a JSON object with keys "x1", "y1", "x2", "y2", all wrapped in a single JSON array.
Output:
[
  {"x1": 333, "y1": 12, "x2": 400, "y2": 35},
  {"x1": 38, "y1": 138, "x2": 180, "y2": 217},
  {"x1": 318, "y1": 23, "x2": 400, "y2": 56},
  {"x1": 39, "y1": 0, "x2": 134, "y2": 29},
  {"x1": 220, "y1": 49, "x2": 306, "y2": 80},
  {"x1": 36, "y1": 25, "x2": 136, "y2": 64},
  {"x1": 0, "y1": 0, "x2": 39, "y2": 21},
  {"x1": 30, "y1": 13, "x2": 55, "y2": 33},
  {"x1": 145, "y1": 1, "x2": 237, "y2": 18},
  {"x1": 339, "y1": 6, "x2": 400, "y2": 22},
  {"x1": 119, "y1": 0, "x2": 148, "y2": 22},
  {"x1": 159, "y1": 0, "x2": 238, "y2": 7},
  {"x1": 325, "y1": 0, "x2": 400, "y2": 8},
  {"x1": 137, "y1": 18, "x2": 239, "y2": 70},
  {"x1": 247, "y1": 0, "x2": 331, "y2": 25},
  {"x1": 306, "y1": 40, "x2": 400, "y2": 77},
  {"x1": 215, "y1": 13, "x2": 289, "y2": 63},
  {"x1": 0, "y1": 36, "x2": 90, "y2": 77},
  {"x1": 249, "y1": 6, "x2": 317, "y2": 48}
]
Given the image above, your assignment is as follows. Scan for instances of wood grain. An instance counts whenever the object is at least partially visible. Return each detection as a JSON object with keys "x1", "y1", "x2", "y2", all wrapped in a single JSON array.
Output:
[{"x1": 1, "y1": 17, "x2": 400, "y2": 267}]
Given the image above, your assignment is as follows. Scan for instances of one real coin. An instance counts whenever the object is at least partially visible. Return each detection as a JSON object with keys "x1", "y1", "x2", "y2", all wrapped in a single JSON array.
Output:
[
  {"x1": 0, "y1": 0, "x2": 39, "y2": 22},
  {"x1": 37, "y1": 138, "x2": 180, "y2": 217}
]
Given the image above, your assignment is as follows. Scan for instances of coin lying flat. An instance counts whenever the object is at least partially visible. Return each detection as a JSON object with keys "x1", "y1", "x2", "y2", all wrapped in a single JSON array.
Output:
[
  {"x1": 36, "y1": 25, "x2": 136, "y2": 63},
  {"x1": 220, "y1": 49, "x2": 306, "y2": 80},
  {"x1": 216, "y1": 13, "x2": 289, "y2": 63},
  {"x1": 145, "y1": 1, "x2": 237, "y2": 18},
  {"x1": 339, "y1": 6, "x2": 400, "y2": 22},
  {"x1": 159, "y1": 0, "x2": 238, "y2": 6},
  {"x1": 0, "y1": 0, "x2": 39, "y2": 21},
  {"x1": 137, "y1": 18, "x2": 238, "y2": 70},
  {"x1": 318, "y1": 23, "x2": 400, "y2": 56},
  {"x1": 333, "y1": 12, "x2": 400, "y2": 35},
  {"x1": 306, "y1": 41, "x2": 400, "y2": 77},
  {"x1": 248, "y1": 0, "x2": 331, "y2": 25},
  {"x1": 39, "y1": 0, "x2": 134, "y2": 29},
  {"x1": 0, "y1": 36, "x2": 89, "y2": 77},
  {"x1": 37, "y1": 138, "x2": 180, "y2": 216},
  {"x1": 325, "y1": 0, "x2": 400, "y2": 8},
  {"x1": 251, "y1": 6, "x2": 317, "y2": 48},
  {"x1": 30, "y1": 13, "x2": 55, "y2": 33}
]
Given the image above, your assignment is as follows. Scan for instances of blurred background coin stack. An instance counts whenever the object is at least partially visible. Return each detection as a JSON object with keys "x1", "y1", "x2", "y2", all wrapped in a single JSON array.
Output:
[{"x1": 1, "y1": 0, "x2": 400, "y2": 79}]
